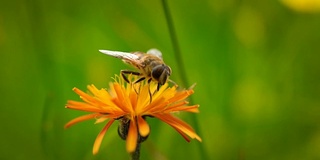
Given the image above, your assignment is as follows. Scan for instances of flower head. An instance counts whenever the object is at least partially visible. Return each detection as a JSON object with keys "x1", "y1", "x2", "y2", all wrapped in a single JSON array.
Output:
[{"x1": 65, "y1": 75, "x2": 201, "y2": 154}]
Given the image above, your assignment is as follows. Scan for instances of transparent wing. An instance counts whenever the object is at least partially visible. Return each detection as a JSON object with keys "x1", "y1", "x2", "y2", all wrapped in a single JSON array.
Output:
[
  {"x1": 147, "y1": 48, "x2": 163, "y2": 59},
  {"x1": 99, "y1": 49, "x2": 139, "y2": 60}
]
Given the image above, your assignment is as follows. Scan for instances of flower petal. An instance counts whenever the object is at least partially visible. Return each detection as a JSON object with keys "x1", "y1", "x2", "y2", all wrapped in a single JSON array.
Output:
[
  {"x1": 166, "y1": 101, "x2": 189, "y2": 109},
  {"x1": 126, "y1": 120, "x2": 138, "y2": 153},
  {"x1": 167, "y1": 90, "x2": 194, "y2": 104},
  {"x1": 129, "y1": 91, "x2": 138, "y2": 109},
  {"x1": 66, "y1": 100, "x2": 121, "y2": 114},
  {"x1": 114, "y1": 83, "x2": 132, "y2": 112},
  {"x1": 166, "y1": 105, "x2": 200, "y2": 113},
  {"x1": 137, "y1": 116, "x2": 150, "y2": 137},
  {"x1": 73, "y1": 87, "x2": 102, "y2": 105},
  {"x1": 142, "y1": 97, "x2": 167, "y2": 114},
  {"x1": 172, "y1": 126, "x2": 191, "y2": 142},
  {"x1": 64, "y1": 113, "x2": 100, "y2": 129},
  {"x1": 151, "y1": 82, "x2": 169, "y2": 100},
  {"x1": 154, "y1": 114, "x2": 202, "y2": 142},
  {"x1": 87, "y1": 84, "x2": 114, "y2": 105},
  {"x1": 136, "y1": 84, "x2": 150, "y2": 112},
  {"x1": 93, "y1": 119, "x2": 115, "y2": 155},
  {"x1": 95, "y1": 116, "x2": 109, "y2": 124},
  {"x1": 66, "y1": 101, "x2": 103, "y2": 112}
]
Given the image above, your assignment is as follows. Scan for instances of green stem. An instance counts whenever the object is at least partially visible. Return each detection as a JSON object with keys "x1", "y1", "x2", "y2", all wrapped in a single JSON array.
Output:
[
  {"x1": 118, "y1": 117, "x2": 146, "y2": 160},
  {"x1": 130, "y1": 142, "x2": 141, "y2": 160},
  {"x1": 161, "y1": 0, "x2": 189, "y2": 88},
  {"x1": 161, "y1": 0, "x2": 210, "y2": 160}
]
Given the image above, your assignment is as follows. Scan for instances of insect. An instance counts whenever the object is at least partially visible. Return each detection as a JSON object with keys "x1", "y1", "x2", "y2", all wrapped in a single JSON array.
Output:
[{"x1": 99, "y1": 48, "x2": 172, "y2": 92}]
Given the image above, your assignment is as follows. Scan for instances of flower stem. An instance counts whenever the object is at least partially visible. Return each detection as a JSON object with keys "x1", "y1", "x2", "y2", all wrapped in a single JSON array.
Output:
[
  {"x1": 130, "y1": 142, "x2": 141, "y2": 160},
  {"x1": 118, "y1": 117, "x2": 147, "y2": 160}
]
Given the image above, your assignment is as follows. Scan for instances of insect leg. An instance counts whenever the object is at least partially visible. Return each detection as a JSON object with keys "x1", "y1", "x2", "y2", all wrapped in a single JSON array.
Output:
[
  {"x1": 134, "y1": 77, "x2": 145, "y2": 84},
  {"x1": 120, "y1": 70, "x2": 141, "y2": 83},
  {"x1": 132, "y1": 77, "x2": 145, "y2": 94},
  {"x1": 147, "y1": 78, "x2": 152, "y2": 103},
  {"x1": 157, "y1": 83, "x2": 161, "y2": 91}
]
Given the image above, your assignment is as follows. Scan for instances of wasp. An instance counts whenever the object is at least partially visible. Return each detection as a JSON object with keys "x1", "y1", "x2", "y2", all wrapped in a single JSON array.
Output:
[{"x1": 99, "y1": 48, "x2": 172, "y2": 93}]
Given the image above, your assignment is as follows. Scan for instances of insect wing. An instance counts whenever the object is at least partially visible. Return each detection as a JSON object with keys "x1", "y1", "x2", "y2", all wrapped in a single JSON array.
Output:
[
  {"x1": 146, "y1": 48, "x2": 163, "y2": 59},
  {"x1": 99, "y1": 49, "x2": 140, "y2": 60}
]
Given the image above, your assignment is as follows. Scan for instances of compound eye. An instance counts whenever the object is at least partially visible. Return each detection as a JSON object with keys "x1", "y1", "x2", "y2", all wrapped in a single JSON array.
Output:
[
  {"x1": 151, "y1": 65, "x2": 164, "y2": 81},
  {"x1": 152, "y1": 64, "x2": 170, "y2": 85}
]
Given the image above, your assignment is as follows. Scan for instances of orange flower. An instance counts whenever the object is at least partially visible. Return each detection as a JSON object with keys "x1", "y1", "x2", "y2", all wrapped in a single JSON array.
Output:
[{"x1": 65, "y1": 75, "x2": 201, "y2": 154}]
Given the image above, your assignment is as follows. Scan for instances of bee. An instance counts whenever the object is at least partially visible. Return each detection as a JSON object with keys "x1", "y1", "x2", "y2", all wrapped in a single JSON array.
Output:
[{"x1": 99, "y1": 48, "x2": 172, "y2": 92}]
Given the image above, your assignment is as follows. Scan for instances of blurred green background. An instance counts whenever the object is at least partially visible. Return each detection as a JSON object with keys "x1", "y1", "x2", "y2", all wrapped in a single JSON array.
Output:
[{"x1": 1, "y1": 0, "x2": 320, "y2": 159}]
